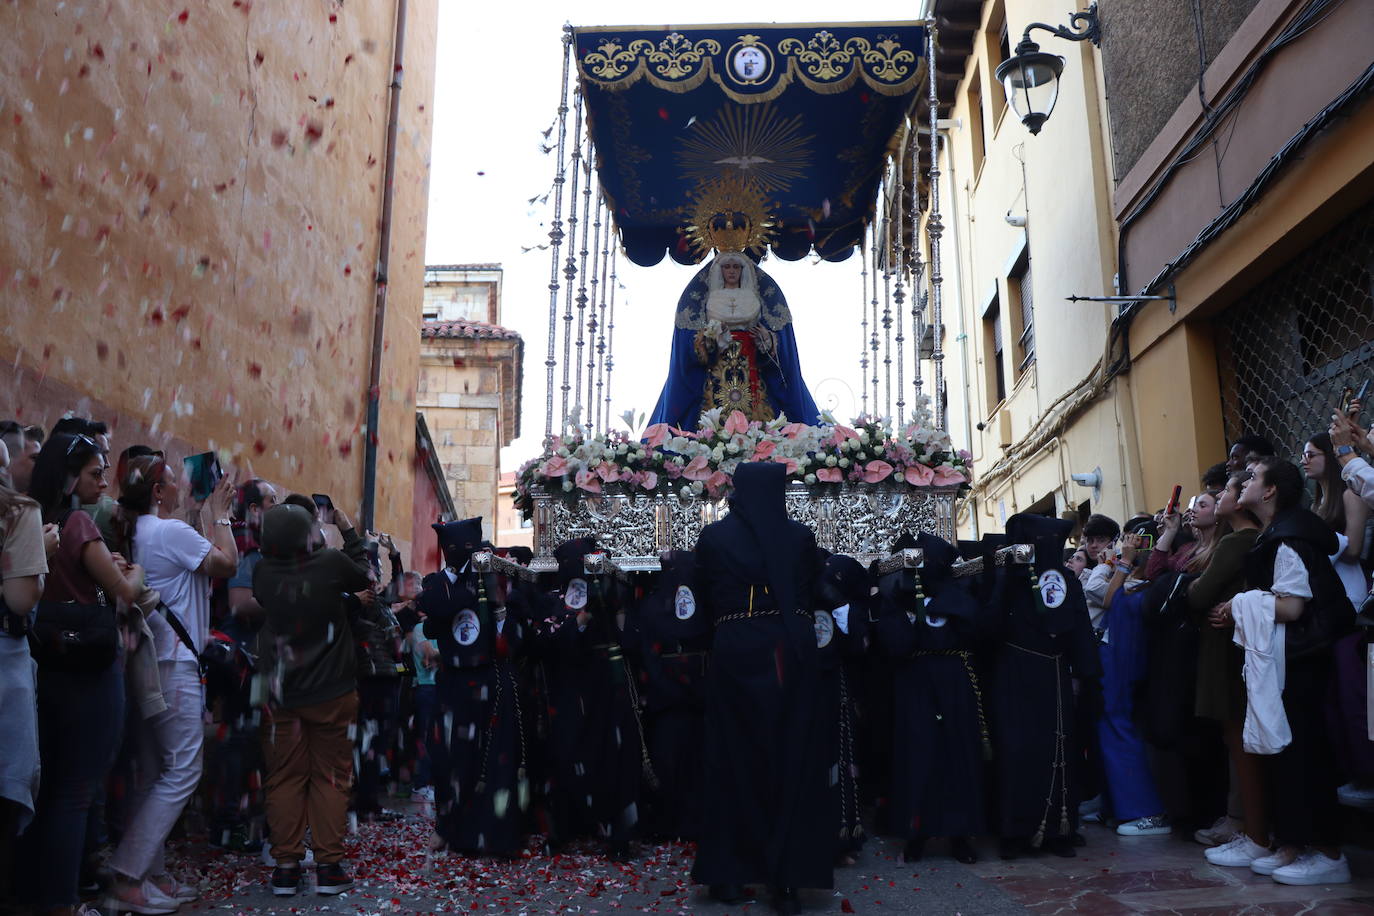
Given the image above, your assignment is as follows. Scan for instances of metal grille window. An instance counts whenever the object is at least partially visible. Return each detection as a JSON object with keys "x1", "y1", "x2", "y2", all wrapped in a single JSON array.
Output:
[{"x1": 1215, "y1": 201, "x2": 1374, "y2": 459}]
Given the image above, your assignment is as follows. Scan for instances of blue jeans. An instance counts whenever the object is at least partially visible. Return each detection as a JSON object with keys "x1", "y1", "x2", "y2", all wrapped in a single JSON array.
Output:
[
  {"x1": 412, "y1": 684, "x2": 437, "y2": 788},
  {"x1": 21, "y1": 660, "x2": 126, "y2": 908}
]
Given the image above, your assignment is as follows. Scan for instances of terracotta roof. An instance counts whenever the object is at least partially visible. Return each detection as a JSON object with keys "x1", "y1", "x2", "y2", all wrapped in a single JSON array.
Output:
[{"x1": 421, "y1": 319, "x2": 521, "y2": 341}]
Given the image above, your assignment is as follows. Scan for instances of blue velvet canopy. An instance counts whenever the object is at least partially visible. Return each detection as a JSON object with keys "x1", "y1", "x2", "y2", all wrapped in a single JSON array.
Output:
[{"x1": 572, "y1": 22, "x2": 928, "y2": 266}]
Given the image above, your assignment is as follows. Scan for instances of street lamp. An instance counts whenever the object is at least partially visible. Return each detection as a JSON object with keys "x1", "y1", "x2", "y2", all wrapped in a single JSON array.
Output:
[{"x1": 994, "y1": 3, "x2": 1101, "y2": 135}]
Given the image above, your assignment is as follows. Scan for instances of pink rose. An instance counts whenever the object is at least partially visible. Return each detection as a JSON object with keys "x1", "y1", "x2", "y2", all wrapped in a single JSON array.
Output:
[
  {"x1": 903, "y1": 463, "x2": 934, "y2": 486},
  {"x1": 541, "y1": 455, "x2": 568, "y2": 477},
  {"x1": 751, "y1": 440, "x2": 777, "y2": 460},
  {"x1": 639, "y1": 470, "x2": 658, "y2": 490},
  {"x1": 862, "y1": 460, "x2": 894, "y2": 483},
  {"x1": 781, "y1": 422, "x2": 806, "y2": 439},
  {"x1": 575, "y1": 468, "x2": 602, "y2": 493},
  {"x1": 682, "y1": 455, "x2": 712, "y2": 481},
  {"x1": 724, "y1": 410, "x2": 750, "y2": 436},
  {"x1": 933, "y1": 465, "x2": 967, "y2": 486},
  {"x1": 596, "y1": 460, "x2": 621, "y2": 483},
  {"x1": 816, "y1": 467, "x2": 843, "y2": 483}
]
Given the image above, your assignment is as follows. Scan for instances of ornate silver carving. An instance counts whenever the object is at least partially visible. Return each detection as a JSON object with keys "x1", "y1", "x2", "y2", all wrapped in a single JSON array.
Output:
[{"x1": 531, "y1": 482, "x2": 961, "y2": 569}]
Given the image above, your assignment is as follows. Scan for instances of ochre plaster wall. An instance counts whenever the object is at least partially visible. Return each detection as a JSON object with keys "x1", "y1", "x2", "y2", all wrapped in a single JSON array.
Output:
[{"x1": 0, "y1": 0, "x2": 436, "y2": 541}]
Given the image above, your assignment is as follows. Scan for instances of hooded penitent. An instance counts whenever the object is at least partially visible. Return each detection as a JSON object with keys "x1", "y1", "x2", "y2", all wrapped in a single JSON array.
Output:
[{"x1": 433, "y1": 516, "x2": 483, "y2": 570}]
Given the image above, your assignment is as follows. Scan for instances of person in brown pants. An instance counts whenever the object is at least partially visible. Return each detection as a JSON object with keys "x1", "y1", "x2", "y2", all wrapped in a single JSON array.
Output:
[{"x1": 253, "y1": 501, "x2": 372, "y2": 896}]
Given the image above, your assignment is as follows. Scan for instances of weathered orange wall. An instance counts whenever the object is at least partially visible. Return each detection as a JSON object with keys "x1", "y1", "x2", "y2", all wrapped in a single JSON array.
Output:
[{"x1": 0, "y1": 0, "x2": 436, "y2": 542}]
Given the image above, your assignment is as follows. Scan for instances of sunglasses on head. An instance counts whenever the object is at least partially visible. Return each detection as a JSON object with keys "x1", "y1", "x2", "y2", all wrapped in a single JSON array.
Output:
[{"x1": 64, "y1": 434, "x2": 98, "y2": 456}]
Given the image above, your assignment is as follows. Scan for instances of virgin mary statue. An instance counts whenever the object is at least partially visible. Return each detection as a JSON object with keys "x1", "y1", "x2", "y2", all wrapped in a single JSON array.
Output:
[{"x1": 647, "y1": 252, "x2": 819, "y2": 431}]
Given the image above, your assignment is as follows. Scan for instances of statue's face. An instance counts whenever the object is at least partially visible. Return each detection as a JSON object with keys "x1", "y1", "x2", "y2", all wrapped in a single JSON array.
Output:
[{"x1": 720, "y1": 260, "x2": 743, "y2": 288}]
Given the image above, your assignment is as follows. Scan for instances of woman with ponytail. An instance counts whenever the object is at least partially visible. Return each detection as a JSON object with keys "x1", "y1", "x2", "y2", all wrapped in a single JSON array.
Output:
[{"x1": 21, "y1": 433, "x2": 143, "y2": 916}]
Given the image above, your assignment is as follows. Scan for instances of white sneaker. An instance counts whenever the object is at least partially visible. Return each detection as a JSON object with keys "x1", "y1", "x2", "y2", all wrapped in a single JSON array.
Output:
[
  {"x1": 1250, "y1": 846, "x2": 1300, "y2": 875},
  {"x1": 1271, "y1": 851, "x2": 1352, "y2": 886},
  {"x1": 1117, "y1": 815, "x2": 1171, "y2": 837},
  {"x1": 150, "y1": 873, "x2": 199, "y2": 903},
  {"x1": 1337, "y1": 782, "x2": 1374, "y2": 810},
  {"x1": 106, "y1": 878, "x2": 181, "y2": 915},
  {"x1": 1078, "y1": 795, "x2": 1101, "y2": 817},
  {"x1": 1205, "y1": 834, "x2": 1270, "y2": 867},
  {"x1": 1194, "y1": 815, "x2": 1241, "y2": 846}
]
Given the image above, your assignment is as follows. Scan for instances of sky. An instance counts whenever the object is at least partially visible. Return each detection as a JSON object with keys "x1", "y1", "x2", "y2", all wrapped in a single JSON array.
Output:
[{"x1": 424, "y1": 0, "x2": 931, "y2": 471}]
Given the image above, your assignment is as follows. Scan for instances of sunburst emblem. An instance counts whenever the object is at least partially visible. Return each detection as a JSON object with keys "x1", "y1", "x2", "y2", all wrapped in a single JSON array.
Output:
[
  {"x1": 675, "y1": 102, "x2": 814, "y2": 194},
  {"x1": 682, "y1": 175, "x2": 778, "y2": 258}
]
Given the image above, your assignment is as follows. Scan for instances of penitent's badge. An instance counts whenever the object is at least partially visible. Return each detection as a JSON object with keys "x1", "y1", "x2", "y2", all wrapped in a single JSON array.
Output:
[
  {"x1": 924, "y1": 613, "x2": 949, "y2": 628},
  {"x1": 564, "y1": 577, "x2": 588, "y2": 611},
  {"x1": 814, "y1": 609, "x2": 835, "y2": 648},
  {"x1": 674, "y1": 585, "x2": 696, "y2": 620},
  {"x1": 454, "y1": 609, "x2": 480, "y2": 646},
  {"x1": 1038, "y1": 569, "x2": 1068, "y2": 609}
]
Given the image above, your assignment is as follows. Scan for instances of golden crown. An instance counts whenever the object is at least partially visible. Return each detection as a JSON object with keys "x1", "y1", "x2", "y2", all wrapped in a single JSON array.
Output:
[{"x1": 682, "y1": 176, "x2": 777, "y2": 259}]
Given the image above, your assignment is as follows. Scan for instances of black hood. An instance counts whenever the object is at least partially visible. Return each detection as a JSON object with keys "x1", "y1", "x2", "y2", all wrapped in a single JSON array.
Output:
[
  {"x1": 1005, "y1": 513, "x2": 1073, "y2": 575},
  {"x1": 818, "y1": 552, "x2": 868, "y2": 612},
  {"x1": 915, "y1": 530, "x2": 959, "y2": 596},
  {"x1": 433, "y1": 516, "x2": 483, "y2": 568},
  {"x1": 1257, "y1": 506, "x2": 1339, "y2": 558},
  {"x1": 554, "y1": 536, "x2": 599, "y2": 589}
]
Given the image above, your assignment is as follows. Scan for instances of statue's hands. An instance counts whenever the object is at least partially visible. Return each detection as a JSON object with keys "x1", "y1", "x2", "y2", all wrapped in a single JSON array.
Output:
[
  {"x1": 692, "y1": 329, "x2": 716, "y2": 365},
  {"x1": 751, "y1": 325, "x2": 777, "y2": 359}
]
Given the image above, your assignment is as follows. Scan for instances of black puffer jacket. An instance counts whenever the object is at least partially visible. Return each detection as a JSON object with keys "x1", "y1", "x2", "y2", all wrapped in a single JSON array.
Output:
[{"x1": 1246, "y1": 507, "x2": 1355, "y2": 659}]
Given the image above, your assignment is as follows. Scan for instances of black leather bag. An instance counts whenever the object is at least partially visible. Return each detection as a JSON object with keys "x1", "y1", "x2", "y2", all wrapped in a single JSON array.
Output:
[{"x1": 31, "y1": 587, "x2": 117, "y2": 671}]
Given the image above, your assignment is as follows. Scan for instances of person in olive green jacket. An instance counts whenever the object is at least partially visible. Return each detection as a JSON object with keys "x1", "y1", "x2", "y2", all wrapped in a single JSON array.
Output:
[{"x1": 253, "y1": 502, "x2": 371, "y2": 898}]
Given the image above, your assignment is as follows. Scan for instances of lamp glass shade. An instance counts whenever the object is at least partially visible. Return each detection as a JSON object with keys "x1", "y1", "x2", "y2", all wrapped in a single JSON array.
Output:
[{"x1": 996, "y1": 51, "x2": 1064, "y2": 134}]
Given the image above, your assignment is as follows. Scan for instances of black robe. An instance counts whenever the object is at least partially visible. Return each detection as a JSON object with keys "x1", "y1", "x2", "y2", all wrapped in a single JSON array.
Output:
[
  {"x1": 534, "y1": 575, "x2": 644, "y2": 851},
  {"x1": 635, "y1": 554, "x2": 712, "y2": 840},
  {"x1": 690, "y1": 495, "x2": 832, "y2": 891},
  {"x1": 980, "y1": 517, "x2": 1101, "y2": 844},
  {"x1": 814, "y1": 552, "x2": 870, "y2": 858},
  {"x1": 874, "y1": 572, "x2": 987, "y2": 841},
  {"x1": 420, "y1": 567, "x2": 529, "y2": 856}
]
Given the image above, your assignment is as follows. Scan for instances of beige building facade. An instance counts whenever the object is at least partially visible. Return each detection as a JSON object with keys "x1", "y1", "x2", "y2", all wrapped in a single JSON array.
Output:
[
  {"x1": 933, "y1": 0, "x2": 1374, "y2": 538},
  {"x1": 933, "y1": 0, "x2": 1128, "y2": 538},
  {"x1": 417, "y1": 265, "x2": 523, "y2": 542}
]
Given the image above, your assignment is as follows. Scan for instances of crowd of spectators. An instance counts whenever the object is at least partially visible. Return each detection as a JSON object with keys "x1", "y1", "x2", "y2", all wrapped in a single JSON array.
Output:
[{"x1": 1064, "y1": 402, "x2": 1374, "y2": 887}]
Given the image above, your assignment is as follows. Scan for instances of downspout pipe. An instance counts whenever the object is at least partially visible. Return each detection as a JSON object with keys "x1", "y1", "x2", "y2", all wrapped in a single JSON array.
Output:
[{"x1": 361, "y1": 0, "x2": 408, "y2": 532}]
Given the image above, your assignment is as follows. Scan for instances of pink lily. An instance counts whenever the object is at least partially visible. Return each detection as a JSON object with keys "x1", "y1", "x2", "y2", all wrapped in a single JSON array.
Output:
[
  {"x1": 639, "y1": 470, "x2": 658, "y2": 490},
  {"x1": 831, "y1": 424, "x2": 859, "y2": 446},
  {"x1": 541, "y1": 455, "x2": 568, "y2": 477},
  {"x1": 862, "y1": 460, "x2": 894, "y2": 483},
  {"x1": 643, "y1": 423, "x2": 670, "y2": 448},
  {"x1": 596, "y1": 460, "x2": 621, "y2": 483},
  {"x1": 682, "y1": 455, "x2": 712, "y2": 481},
  {"x1": 751, "y1": 440, "x2": 777, "y2": 460},
  {"x1": 933, "y1": 465, "x2": 967, "y2": 486},
  {"x1": 705, "y1": 470, "x2": 731, "y2": 496},
  {"x1": 575, "y1": 468, "x2": 602, "y2": 493},
  {"x1": 724, "y1": 410, "x2": 750, "y2": 436},
  {"x1": 781, "y1": 422, "x2": 806, "y2": 439},
  {"x1": 816, "y1": 467, "x2": 843, "y2": 483},
  {"x1": 903, "y1": 464, "x2": 935, "y2": 486}
]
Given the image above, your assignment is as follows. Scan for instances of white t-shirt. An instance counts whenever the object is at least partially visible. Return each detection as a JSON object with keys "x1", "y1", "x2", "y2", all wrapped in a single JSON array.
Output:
[{"x1": 135, "y1": 515, "x2": 212, "y2": 664}]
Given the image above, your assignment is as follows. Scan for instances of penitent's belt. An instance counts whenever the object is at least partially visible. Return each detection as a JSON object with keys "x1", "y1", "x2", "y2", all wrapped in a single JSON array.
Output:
[{"x1": 715, "y1": 584, "x2": 812, "y2": 627}]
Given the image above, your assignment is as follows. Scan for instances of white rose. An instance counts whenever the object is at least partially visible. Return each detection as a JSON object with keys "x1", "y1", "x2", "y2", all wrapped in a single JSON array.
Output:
[
  {"x1": 726, "y1": 442, "x2": 740, "y2": 455},
  {"x1": 874, "y1": 445, "x2": 885, "y2": 456},
  {"x1": 562, "y1": 480, "x2": 573, "y2": 492},
  {"x1": 859, "y1": 430, "x2": 870, "y2": 444},
  {"x1": 839, "y1": 457, "x2": 850, "y2": 468},
  {"x1": 804, "y1": 473, "x2": 817, "y2": 484},
  {"x1": 616, "y1": 443, "x2": 628, "y2": 455},
  {"x1": 826, "y1": 455, "x2": 838, "y2": 467}
]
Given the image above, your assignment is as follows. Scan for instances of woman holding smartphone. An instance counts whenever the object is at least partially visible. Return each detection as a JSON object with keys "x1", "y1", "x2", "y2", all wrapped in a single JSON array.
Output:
[{"x1": 106, "y1": 455, "x2": 238, "y2": 914}]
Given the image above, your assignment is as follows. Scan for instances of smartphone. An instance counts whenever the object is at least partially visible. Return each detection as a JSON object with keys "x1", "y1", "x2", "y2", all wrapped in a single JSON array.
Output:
[
  {"x1": 1165, "y1": 484, "x2": 1183, "y2": 516},
  {"x1": 1138, "y1": 533, "x2": 1155, "y2": 550},
  {"x1": 182, "y1": 452, "x2": 222, "y2": 502},
  {"x1": 1353, "y1": 379, "x2": 1370, "y2": 414},
  {"x1": 312, "y1": 493, "x2": 334, "y2": 521}
]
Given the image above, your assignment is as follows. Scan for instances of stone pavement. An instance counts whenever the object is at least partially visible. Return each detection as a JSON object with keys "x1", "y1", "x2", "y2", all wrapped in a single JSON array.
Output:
[{"x1": 122, "y1": 813, "x2": 1374, "y2": 915}]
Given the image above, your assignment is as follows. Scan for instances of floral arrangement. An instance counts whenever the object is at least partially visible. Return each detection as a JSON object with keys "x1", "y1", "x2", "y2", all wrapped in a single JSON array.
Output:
[{"x1": 513, "y1": 399, "x2": 971, "y2": 521}]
